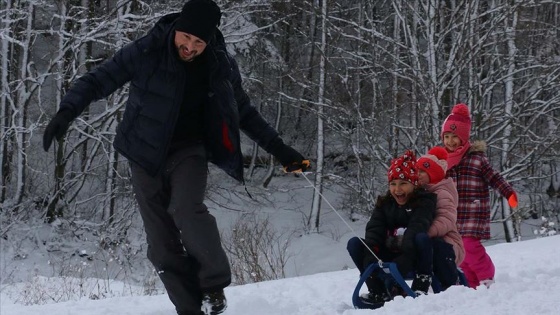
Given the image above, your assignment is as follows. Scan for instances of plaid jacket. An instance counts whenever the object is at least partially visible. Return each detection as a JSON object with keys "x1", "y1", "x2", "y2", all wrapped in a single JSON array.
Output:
[{"x1": 446, "y1": 141, "x2": 515, "y2": 239}]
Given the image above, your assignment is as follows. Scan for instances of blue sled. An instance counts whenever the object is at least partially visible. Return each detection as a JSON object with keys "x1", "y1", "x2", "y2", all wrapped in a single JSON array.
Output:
[{"x1": 352, "y1": 262, "x2": 469, "y2": 309}]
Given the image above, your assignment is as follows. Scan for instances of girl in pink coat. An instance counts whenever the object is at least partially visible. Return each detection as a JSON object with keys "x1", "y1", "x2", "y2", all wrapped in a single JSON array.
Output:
[
  {"x1": 417, "y1": 146, "x2": 465, "y2": 290},
  {"x1": 441, "y1": 103, "x2": 517, "y2": 288}
]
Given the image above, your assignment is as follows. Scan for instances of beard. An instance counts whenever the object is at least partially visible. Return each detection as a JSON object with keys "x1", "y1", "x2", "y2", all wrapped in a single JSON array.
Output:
[{"x1": 177, "y1": 45, "x2": 198, "y2": 62}]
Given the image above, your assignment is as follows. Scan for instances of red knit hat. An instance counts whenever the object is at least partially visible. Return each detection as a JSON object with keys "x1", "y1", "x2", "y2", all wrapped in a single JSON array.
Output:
[
  {"x1": 417, "y1": 147, "x2": 448, "y2": 184},
  {"x1": 387, "y1": 150, "x2": 418, "y2": 186},
  {"x1": 441, "y1": 103, "x2": 471, "y2": 146}
]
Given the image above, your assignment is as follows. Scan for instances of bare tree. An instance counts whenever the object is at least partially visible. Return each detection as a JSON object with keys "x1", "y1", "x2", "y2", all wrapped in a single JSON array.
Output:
[
  {"x1": 2, "y1": 0, "x2": 559, "y2": 258},
  {"x1": 308, "y1": 0, "x2": 326, "y2": 233}
]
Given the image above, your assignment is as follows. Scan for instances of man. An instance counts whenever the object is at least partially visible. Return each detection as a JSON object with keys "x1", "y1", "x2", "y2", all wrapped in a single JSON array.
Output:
[{"x1": 42, "y1": 1, "x2": 309, "y2": 314}]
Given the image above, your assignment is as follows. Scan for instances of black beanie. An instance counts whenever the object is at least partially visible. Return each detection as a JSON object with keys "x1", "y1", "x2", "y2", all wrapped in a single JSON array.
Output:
[{"x1": 175, "y1": 0, "x2": 222, "y2": 44}]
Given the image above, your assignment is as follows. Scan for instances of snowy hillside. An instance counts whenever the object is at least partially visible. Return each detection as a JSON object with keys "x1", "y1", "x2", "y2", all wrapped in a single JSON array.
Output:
[{"x1": 2, "y1": 235, "x2": 559, "y2": 315}]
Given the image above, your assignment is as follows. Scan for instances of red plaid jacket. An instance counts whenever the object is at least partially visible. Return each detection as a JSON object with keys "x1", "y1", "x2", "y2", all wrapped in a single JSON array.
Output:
[{"x1": 446, "y1": 141, "x2": 515, "y2": 240}]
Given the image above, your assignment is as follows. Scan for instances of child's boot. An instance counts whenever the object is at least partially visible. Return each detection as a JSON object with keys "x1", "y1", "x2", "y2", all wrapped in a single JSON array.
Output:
[{"x1": 411, "y1": 274, "x2": 432, "y2": 295}]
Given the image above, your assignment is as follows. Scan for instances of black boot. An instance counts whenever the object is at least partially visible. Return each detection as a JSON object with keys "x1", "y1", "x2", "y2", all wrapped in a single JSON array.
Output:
[
  {"x1": 359, "y1": 291, "x2": 391, "y2": 307},
  {"x1": 411, "y1": 274, "x2": 432, "y2": 295},
  {"x1": 361, "y1": 274, "x2": 392, "y2": 307},
  {"x1": 386, "y1": 279, "x2": 406, "y2": 298},
  {"x1": 201, "y1": 289, "x2": 227, "y2": 315}
]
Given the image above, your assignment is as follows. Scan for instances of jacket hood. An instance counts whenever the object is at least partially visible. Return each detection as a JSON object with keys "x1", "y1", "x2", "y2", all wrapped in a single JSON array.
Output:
[
  {"x1": 469, "y1": 140, "x2": 487, "y2": 153},
  {"x1": 145, "y1": 13, "x2": 180, "y2": 48}
]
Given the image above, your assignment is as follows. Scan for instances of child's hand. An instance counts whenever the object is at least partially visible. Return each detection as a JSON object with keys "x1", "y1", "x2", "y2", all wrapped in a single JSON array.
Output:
[{"x1": 508, "y1": 192, "x2": 518, "y2": 208}]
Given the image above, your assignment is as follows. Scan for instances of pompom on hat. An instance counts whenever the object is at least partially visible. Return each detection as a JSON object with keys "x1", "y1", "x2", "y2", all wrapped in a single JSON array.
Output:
[
  {"x1": 387, "y1": 150, "x2": 418, "y2": 186},
  {"x1": 441, "y1": 103, "x2": 471, "y2": 146},
  {"x1": 417, "y1": 147, "x2": 448, "y2": 184},
  {"x1": 175, "y1": 0, "x2": 222, "y2": 44}
]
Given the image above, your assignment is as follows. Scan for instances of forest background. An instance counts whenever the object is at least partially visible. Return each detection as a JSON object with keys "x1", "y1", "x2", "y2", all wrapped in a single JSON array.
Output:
[{"x1": 1, "y1": 0, "x2": 559, "y2": 303}]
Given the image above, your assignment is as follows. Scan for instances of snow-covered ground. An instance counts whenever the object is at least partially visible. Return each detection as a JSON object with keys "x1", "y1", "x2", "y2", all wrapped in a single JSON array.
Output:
[
  {"x1": 2, "y1": 235, "x2": 559, "y2": 315},
  {"x1": 2, "y1": 172, "x2": 557, "y2": 314}
]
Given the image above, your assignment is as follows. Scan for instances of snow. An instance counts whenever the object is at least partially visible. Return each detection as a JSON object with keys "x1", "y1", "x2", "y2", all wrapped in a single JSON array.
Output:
[
  {"x1": 1, "y1": 167, "x2": 556, "y2": 315},
  {"x1": 2, "y1": 234, "x2": 559, "y2": 315}
]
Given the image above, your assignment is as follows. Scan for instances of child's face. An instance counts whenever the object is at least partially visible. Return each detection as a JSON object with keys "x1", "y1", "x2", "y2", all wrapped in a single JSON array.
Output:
[
  {"x1": 389, "y1": 179, "x2": 415, "y2": 205},
  {"x1": 418, "y1": 170, "x2": 430, "y2": 186},
  {"x1": 443, "y1": 132, "x2": 462, "y2": 152}
]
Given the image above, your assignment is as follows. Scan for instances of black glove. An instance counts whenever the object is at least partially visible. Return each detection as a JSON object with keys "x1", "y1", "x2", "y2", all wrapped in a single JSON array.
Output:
[
  {"x1": 385, "y1": 236, "x2": 401, "y2": 252},
  {"x1": 283, "y1": 158, "x2": 311, "y2": 173},
  {"x1": 267, "y1": 138, "x2": 310, "y2": 173},
  {"x1": 43, "y1": 109, "x2": 74, "y2": 151}
]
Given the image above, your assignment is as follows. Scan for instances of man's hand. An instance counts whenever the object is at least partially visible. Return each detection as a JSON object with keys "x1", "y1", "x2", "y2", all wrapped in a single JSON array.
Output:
[
  {"x1": 43, "y1": 109, "x2": 73, "y2": 151},
  {"x1": 268, "y1": 138, "x2": 310, "y2": 173},
  {"x1": 283, "y1": 159, "x2": 311, "y2": 173}
]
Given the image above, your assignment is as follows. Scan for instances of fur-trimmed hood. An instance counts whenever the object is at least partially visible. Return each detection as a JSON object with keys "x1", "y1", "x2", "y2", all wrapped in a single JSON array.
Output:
[{"x1": 469, "y1": 140, "x2": 487, "y2": 153}]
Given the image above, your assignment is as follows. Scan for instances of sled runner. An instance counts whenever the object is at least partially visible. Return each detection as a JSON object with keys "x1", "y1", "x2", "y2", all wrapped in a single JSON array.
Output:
[{"x1": 352, "y1": 262, "x2": 469, "y2": 309}]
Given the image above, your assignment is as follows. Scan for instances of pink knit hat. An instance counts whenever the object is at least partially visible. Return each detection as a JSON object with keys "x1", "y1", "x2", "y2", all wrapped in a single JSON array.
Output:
[
  {"x1": 417, "y1": 147, "x2": 448, "y2": 184},
  {"x1": 441, "y1": 103, "x2": 471, "y2": 146}
]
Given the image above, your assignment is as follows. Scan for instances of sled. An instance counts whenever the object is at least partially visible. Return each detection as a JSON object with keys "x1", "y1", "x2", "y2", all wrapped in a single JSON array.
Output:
[{"x1": 352, "y1": 262, "x2": 469, "y2": 309}]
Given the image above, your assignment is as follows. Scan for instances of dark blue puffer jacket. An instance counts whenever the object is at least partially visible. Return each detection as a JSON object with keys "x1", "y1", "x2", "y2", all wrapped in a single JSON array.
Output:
[{"x1": 59, "y1": 13, "x2": 280, "y2": 181}]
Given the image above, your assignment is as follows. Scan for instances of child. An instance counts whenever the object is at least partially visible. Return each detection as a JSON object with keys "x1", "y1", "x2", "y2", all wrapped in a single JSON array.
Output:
[
  {"x1": 347, "y1": 150, "x2": 436, "y2": 307},
  {"x1": 417, "y1": 147, "x2": 465, "y2": 290},
  {"x1": 441, "y1": 103, "x2": 518, "y2": 288}
]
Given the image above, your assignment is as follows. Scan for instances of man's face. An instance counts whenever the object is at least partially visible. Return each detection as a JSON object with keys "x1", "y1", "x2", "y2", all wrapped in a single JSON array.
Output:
[{"x1": 174, "y1": 31, "x2": 207, "y2": 62}]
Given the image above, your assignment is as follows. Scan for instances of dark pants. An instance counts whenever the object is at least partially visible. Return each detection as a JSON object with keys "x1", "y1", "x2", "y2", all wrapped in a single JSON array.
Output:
[
  {"x1": 432, "y1": 238, "x2": 458, "y2": 290},
  {"x1": 347, "y1": 236, "x2": 381, "y2": 275},
  {"x1": 413, "y1": 233, "x2": 433, "y2": 275},
  {"x1": 382, "y1": 234, "x2": 458, "y2": 289},
  {"x1": 346, "y1": 233, "x2": 434, "y2": 293},
  {"x1": 130, "y1": 144, "x2": 231, "y2": 314},
  {"x1": 347, "y1": 237, "x2": 380, "y2": 294}
]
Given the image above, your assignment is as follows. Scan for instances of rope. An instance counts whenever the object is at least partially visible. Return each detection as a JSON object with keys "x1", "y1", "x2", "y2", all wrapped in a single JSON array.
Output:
[{"x1": 298, "y1": 171, "x2": 383, "y2": 266}]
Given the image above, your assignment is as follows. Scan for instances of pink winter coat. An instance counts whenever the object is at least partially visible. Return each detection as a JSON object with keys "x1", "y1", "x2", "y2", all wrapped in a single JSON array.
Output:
[{"x1": 425, "y1": 177, "x2": 465, "y2": 265}]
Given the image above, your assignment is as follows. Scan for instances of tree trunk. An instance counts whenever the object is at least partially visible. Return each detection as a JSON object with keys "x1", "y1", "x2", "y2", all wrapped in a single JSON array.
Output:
[
  {"x1": 501, "y1": 2, "x2": 519, "y2": 242},
  {"x1": 309, "y1": 0, "x2": 326, "y2": 233},
  {"x1": 0, "y1": 0, "x2": 13, "y2": 205}
]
